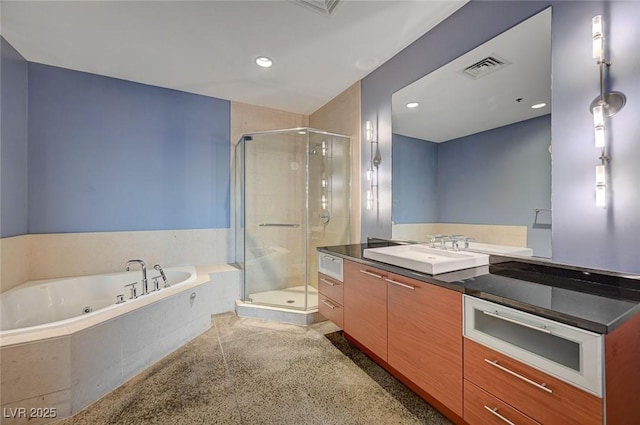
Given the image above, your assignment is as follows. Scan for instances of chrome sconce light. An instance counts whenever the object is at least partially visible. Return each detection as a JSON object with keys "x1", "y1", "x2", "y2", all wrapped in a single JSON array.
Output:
[
  {"x1": 589, "y1": 15, "x2": 626, "y2": 208},
  {"x1": 365, "y1": 120, "x2": 381, "y2": 210}
]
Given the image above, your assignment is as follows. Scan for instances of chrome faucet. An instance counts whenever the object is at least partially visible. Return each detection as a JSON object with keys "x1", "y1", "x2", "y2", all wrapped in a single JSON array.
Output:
[
  {"x1": 153, "y1": 264, "x2": 170, "y2": 289},
  {"x1": 126, "y1": 260, "x2": 148, "y2": 295},
  {"x1": 428, "y1": 235, "x2": 448, "y2": 249}
]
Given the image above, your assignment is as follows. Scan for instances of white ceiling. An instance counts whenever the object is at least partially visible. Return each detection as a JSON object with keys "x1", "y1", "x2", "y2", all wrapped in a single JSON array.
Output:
[
  {"x1": 392, "y1": 7, "x2": 551, "y2": 143},
  {"x1": 1, "y1": 0, "x2": 468, "y2": 115}
]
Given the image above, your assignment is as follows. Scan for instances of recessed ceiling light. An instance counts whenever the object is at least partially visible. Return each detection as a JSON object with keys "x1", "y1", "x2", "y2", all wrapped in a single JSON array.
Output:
[
  {"x1": 406, "y1": 102, "x2": 420, "y2": 109},
  {"x1": 255, "y1": 56, "x2": 273, "y2": 68},
  {"x1": 531, "y1": 102, "x2": 547, "y2": 109}
]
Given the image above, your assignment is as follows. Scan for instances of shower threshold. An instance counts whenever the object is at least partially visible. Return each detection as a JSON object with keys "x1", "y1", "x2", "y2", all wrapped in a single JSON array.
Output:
[
  {"x1": 248, "y1": 285, "x2": 318, "y2": 310},
  {"x1": 237, "y1": 286, "x2": 322, "y2": 326}
]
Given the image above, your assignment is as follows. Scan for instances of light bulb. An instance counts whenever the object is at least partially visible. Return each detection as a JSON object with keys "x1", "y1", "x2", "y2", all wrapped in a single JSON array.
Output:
[
  {"x1": 595, "y1": 164, "x2": 606, "y2": 208},
  {"x1": 592, "y1": 16, "x2": 603, "y2": 60},
  {"x1": 593, "y1": 105, "x2": 605, "y2": 148},
  {"x1": 365, "y1": 121, "x2": 373, "y2": 142}
]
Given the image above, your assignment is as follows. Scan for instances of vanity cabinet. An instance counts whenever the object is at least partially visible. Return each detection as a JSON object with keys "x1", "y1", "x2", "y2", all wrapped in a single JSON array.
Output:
[
  {"x1": 342, "y1": 260, "x2": 388, "y2": 361},
  {"x1": 387, "y1": 272, "x2": 463, "y2": 416}
]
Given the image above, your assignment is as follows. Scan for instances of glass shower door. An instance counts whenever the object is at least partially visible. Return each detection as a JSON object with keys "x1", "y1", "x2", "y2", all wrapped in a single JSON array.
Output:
[{"x1": 242, "y1": 131, "x2": 308, "y2": 309}]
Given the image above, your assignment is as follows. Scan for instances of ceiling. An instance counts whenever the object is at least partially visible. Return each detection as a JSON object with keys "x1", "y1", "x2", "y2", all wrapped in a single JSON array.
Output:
[
  {"x1": 392, "y1": 7, "x2": 551, "y2": 143},
  {"x1": 1, "y1": 0, "x2": 468, "y2": 115}
]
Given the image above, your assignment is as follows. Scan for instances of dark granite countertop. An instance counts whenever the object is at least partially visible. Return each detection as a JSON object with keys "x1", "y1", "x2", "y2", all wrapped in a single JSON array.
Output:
[{"x1": 318, "y1": 242, "x2": 640, "y2": 334}]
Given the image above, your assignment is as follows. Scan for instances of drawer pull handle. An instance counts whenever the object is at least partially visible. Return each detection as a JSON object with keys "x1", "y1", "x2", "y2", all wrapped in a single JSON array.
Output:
[
  {"x1": 320, "y1": 278, "x2": 337, "y2": 286},
  {"x1": 483, "y1": 406, "x2": 516, "y2": 425},
  {"x1": 359, "y1": 270, "x2": 384, "y2": 279},
  {"x1": 320, "y1": 299, "x2": 337, "y2": 309},
  {"x1": 482, "y1": 310, "x2": 552, "y2": 334},
  {"x1": 485, "y1": 359, "x2": 553, "y2": 394},
  {"x1": 385, "y1": 278, "x2": 416, "y2": 290}
]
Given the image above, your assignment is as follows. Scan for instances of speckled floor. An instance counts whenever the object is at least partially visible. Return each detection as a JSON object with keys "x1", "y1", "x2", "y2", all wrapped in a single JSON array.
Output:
[{"x1": 55, "y1": 312, "x2": 452, "y2": 425}]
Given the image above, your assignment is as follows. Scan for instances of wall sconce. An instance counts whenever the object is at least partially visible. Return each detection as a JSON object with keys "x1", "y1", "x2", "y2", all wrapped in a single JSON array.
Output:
[
  {"x1": 365, "y1": 120, "x2": 380, "y2": 210},
  {"x1": 589, "y1": 15, "x2": 626, "y2": 208}
]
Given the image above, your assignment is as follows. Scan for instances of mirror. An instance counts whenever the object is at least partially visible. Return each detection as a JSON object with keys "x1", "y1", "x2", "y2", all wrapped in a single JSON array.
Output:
[{"x1": 391, "y1": 8, "x2": 552, "y2": 258}]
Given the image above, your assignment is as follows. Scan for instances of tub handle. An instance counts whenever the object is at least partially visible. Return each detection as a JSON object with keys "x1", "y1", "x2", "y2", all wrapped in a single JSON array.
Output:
[
  {"x1": 152, "y1": 276, "x2": 162, "y2": 292},
  {"x1": 116, "y1": 294, "x2": 126, "y2": 304},
  {"x1": 124, "y1": 282, "x2": 139, "y2": 299}
]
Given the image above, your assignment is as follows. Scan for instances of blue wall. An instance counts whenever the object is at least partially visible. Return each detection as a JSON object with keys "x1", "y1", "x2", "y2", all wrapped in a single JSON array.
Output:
[
  {"x1": 392, "y1": 116, "x2": 551, "y2": 257},
  {"x1": 391, "y1": 134, "x2": 438, "y2": 224},
  {"x1": 551, "y1": 1, "x2": 640, "y2": 273},
  {"x1": 1, "y1": 38, "x2": 29, "y2": 237},
  {"x1": 27, "y1": 63, "x2": 230, "y2": 233},
  {"x1": 362, "y1": 1, "x2": 640, "y2": 273},
  {"x1": 438, "y1": 115, "x2": 551, "y2": 257}
]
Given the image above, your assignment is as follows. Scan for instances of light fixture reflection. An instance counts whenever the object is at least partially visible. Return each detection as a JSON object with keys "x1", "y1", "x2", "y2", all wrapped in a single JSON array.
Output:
[
  {"x1": 255, "y1": 56, "x2": 273, "y2": 68},
  {"x1": 595, "y1": 164, "x2": 606, "y2": 208}
]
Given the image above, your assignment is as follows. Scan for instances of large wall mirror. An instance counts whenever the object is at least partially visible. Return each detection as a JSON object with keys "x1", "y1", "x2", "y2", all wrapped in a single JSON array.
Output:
[{"x1": 391, "y1": 7, "x2": 552, "y2": 258}]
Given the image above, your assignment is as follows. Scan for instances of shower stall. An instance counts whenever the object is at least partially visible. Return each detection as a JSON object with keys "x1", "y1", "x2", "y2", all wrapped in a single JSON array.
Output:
[{"x1": 235, "y1": 128, "x2": 351, "y2": 311}]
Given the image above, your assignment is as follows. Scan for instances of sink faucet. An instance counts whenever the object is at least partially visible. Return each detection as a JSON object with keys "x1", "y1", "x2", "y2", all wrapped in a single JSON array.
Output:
[
  {"x1": 126, "y1": 260, "x2": 148, "y2": 295},
  {"x1": 428, "y1": 235, "x2": 448, "y2": 250}
]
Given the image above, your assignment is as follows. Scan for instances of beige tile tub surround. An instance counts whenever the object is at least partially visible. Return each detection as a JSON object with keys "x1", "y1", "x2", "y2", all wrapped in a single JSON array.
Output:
[
  {"x1": 0, "y1": 235, "x2": 30, "y2": 293},
  {"x1": 392, "y1": 223, "x2": 528, "y2": 247},
  {"x1": 0, "y1": 228, "x2": 230, "y2": 292}
]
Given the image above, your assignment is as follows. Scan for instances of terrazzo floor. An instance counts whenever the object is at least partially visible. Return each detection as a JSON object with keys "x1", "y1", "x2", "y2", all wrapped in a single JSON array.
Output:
[{"x1": 55, "y1": 312, "x2": 452, "y2": 425}]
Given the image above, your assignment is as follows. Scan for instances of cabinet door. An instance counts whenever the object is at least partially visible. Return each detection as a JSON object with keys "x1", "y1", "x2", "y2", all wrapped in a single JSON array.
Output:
[
  {"x1": 343, "y1": 260, "x2": 388, "y2": 361},
  {"x1": 387, "y1": 273, "x2": 463, "y2": 416}
]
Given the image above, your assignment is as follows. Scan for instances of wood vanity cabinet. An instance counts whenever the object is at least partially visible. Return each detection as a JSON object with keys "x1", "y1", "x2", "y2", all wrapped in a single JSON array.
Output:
[
  {"x1": 342, "y1": 260, "x2": 388, "y2": 361},
  {"x1": 386, "y1": 272, "x2": 463, "y2": 416}
]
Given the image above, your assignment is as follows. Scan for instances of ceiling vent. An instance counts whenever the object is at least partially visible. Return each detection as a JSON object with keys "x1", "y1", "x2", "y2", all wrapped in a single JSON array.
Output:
[
  {"x1": 292, "y1": 0, "x2": 341, "y2": 16},
  {"x1": 460, "y1": 55, "x2": 511, "y2": 79}
]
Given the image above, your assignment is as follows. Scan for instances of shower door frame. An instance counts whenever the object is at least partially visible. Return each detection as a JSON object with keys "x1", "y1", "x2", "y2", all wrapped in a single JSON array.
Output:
[{"x1": 234, "y1": 127, "x2": 351, "y2": 311}]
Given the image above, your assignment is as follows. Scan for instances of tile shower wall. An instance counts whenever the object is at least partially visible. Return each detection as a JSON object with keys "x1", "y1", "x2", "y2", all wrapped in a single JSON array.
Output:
[{"x1": 309, "y1": 82, "x2": 360, "y2": 289}]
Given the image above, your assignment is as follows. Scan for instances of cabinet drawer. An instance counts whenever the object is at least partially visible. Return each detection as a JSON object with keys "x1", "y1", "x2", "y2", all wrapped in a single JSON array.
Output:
[
  {"x1": 319, "y1": 293, "x2": 343, "y2": 328},
  {"x1": 318, "y1": 272, "x2": 343, "y2": 305},
  {"x1": 464, "y1": 338, "x2": 602, "y2": 425},
  {"x1": 464, "y1": 380, "x2": 540, "y2": 425}
]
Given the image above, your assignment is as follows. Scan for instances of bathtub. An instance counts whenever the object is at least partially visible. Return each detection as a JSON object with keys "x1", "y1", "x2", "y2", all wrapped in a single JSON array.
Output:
[{"x1": 0, "y1": 266, "x2": 217, "y2": 425}]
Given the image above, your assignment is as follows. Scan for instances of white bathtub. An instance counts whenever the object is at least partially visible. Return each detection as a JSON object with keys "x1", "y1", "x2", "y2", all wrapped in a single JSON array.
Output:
[
  {"x1": 1, "y1": 268, "x2": 196, "y2": 333},
  {"x1": 0, "y1": 266, "x2": 218, "y2": 425}
]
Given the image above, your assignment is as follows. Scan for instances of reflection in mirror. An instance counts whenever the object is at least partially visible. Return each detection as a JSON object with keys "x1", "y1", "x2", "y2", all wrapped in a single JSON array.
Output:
[{"x1": 391, "y1": 8, "x2": 552, "y2": 258}]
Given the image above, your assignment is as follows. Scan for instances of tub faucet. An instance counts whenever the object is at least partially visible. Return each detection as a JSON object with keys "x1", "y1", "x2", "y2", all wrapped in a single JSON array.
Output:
[
  {"x1": 154, "y1": 264, "x2": 170, "y2": 288},
  {"x1": 126, "y1": 260, "x2": 148, "y2": 295}
]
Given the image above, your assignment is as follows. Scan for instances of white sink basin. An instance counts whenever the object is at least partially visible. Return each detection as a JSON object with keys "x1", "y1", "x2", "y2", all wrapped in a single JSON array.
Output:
[{"x1": 363, "y1": 244, "x2": 489, "y2": 275}]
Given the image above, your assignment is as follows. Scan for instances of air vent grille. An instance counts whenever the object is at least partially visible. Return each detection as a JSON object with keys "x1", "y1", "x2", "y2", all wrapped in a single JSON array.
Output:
[
  {"x1": 461, "y1": 55, "x2": 511, "y2": 79},
  {"x1": 293, "y1": 0, "x2": 341, "y2": 15}
]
